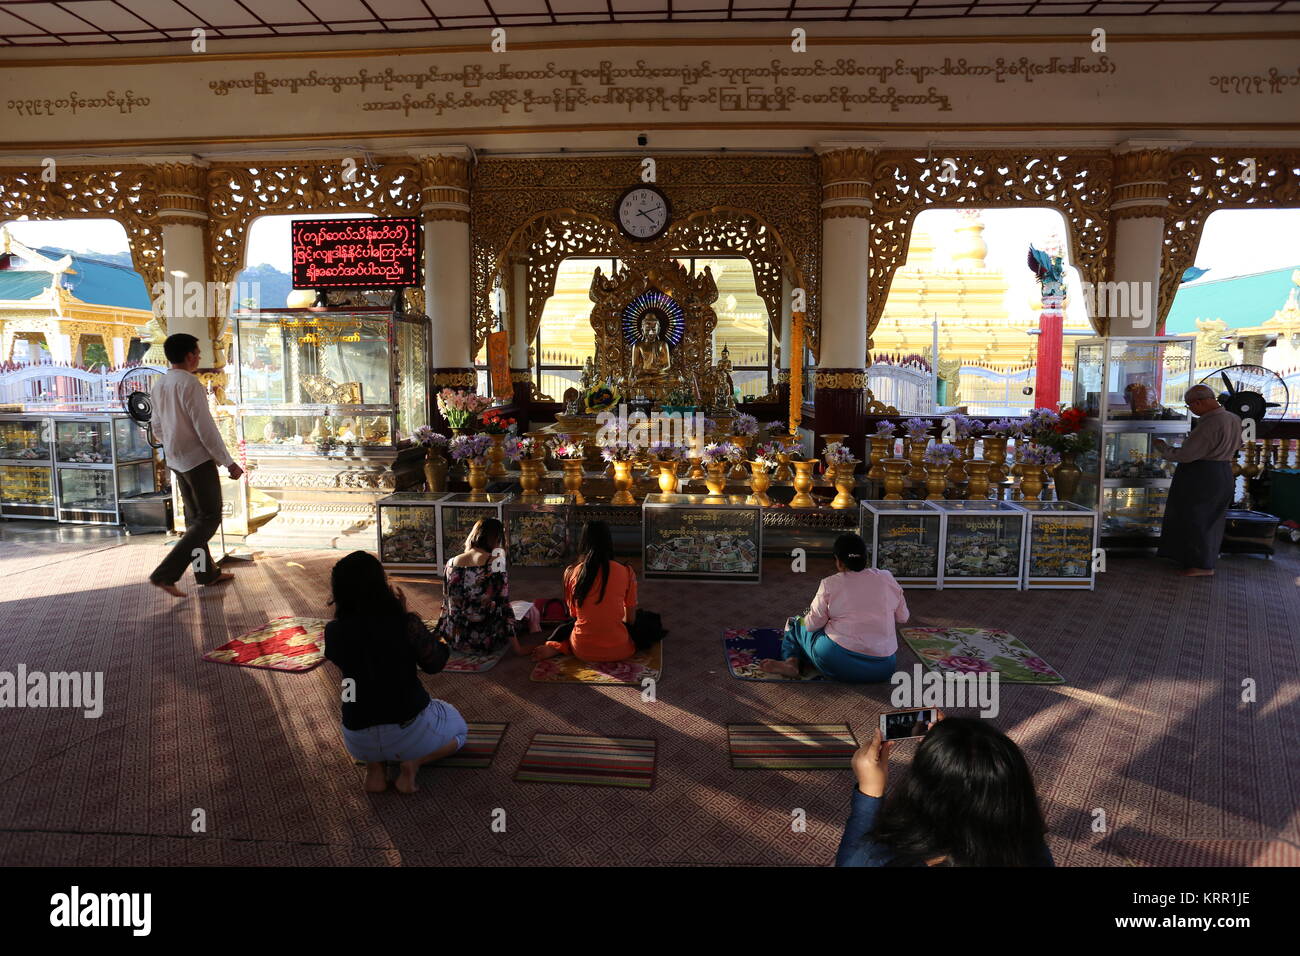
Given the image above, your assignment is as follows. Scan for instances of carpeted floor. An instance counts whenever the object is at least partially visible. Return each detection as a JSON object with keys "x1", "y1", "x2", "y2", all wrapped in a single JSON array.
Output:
[{"x1": 0, "y1": 519, "x2": 1297, "y2": 866}]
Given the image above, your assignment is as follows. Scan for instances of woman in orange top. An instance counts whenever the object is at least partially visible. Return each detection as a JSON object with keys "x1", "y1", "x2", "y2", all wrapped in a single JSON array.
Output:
[{"x1": 533, "y1": 521, "x2": 638, "y2": 664}]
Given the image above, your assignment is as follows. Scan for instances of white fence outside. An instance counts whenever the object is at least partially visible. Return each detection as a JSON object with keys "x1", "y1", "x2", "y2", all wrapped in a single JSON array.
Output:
[
  {"x1": 866, "y1": 364, "x2": 935, "y2": 415},
  {"x1": 0, "y1": 363, "x2": 164, "y2": 410},
  {"x1": 959, "y1": 366, "x2": 1075, "y2": 417}
]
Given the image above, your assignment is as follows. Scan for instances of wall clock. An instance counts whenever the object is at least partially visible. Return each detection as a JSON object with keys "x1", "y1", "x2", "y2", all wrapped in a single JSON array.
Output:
[{"x1": 615, "y1": 184, "x2": 671, "y2": 242}]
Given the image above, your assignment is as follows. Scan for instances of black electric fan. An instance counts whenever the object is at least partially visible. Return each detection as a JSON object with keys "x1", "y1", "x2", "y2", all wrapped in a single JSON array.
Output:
[
  {"x1": 124, "y1": 390, "x2": 164, "y2": 449},
  {"x1": 1198, "y1": 365, "x2": 1290, "y2": 425}
]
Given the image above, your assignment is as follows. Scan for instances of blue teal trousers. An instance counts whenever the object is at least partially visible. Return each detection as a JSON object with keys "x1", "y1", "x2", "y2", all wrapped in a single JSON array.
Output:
[{"x1": 781, "y1": 615, "x2": 896, "y2": 683}]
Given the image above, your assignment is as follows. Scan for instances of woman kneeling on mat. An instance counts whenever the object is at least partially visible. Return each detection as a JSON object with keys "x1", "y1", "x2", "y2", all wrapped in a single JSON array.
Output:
[
  {"x1": 324, "y1": 551, "x2": 467, "y2": 794},
  {"x1": 432, "y1": 517, "x2": 527, "y2": 657},
  {"x1": 533, "y1": 520, "x2": 658, "y2": 664},
  {"x1": 760, "y1": 532, "x2": 906, "y2": 682}
]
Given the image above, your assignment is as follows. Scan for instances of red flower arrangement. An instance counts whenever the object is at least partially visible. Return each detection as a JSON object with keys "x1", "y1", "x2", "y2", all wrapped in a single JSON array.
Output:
[
  {"x1": 478, "y1": 409, "x2": 517, "y2": 435},
  {"x1": 1038, "y1": 404, "x2": 1095, "y2": 455}
]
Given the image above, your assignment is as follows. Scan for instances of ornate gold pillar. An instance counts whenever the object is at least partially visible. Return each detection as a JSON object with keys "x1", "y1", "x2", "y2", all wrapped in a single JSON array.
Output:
[
  {"x1": 1108, "y1": 142, "x2": 1182, "y2": 336},
  {"x1": 413, "y1": 149, "x2": 476, "y2": 421},
  {"x1": 508, "y1": 255, "x2": 533, "y2": 426},
  {"x1": 815, "y1": 143, "x2": 875, "y2": 461}
]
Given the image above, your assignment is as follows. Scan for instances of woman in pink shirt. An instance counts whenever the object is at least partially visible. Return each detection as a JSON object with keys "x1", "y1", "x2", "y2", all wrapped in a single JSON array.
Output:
[{"x1": 760, "y1": 533, "x2": 908, "y2": 682}]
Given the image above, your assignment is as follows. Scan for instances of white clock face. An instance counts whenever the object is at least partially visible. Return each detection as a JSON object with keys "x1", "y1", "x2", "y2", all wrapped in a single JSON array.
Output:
[{"x1": 618, "y1": 187, "x2": 668, "y2": 240}]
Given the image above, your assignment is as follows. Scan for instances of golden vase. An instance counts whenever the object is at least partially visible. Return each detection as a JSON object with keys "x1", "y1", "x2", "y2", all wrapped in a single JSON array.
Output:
[
  {"x1": 790, "y1": 460, "x2": 817, "y2": 509},
  {"x1": 560, "y1": 458, "x2": 585, "y2": 504},
  {"x1": 774, "y1": 451, "x2": 794, "y2": 483},
  {"x1": 948, "y1": 439, "x2": 973, "y2": 484},
  {"x1": 747, "y1": 460, "x2": 773, "y2": 506},
  {"x1": 687, "y1": 455, "x2": 706, "y2": 482},
  {"x1": 518, "y1": 456, "x2": 545, "y2": 501},
  {"x1": 611, "y1": 459, "x2": 637, "y2": 506},
  {"x1": 867, "y1": 436, "x2": 893, "y2": 480},
  {"x1": 657, "y1": 459, "x2": 680, "y2": 495},
  {"x1": 924, "y1": 462, "x2": 949, "y2": 500},
  {"x1": 883, "y1": 459, "x2": 909, "y2": 500},
  {"x1": 964, "y1": 460, "x2": 992, "y2": 500},
  {"x1": 729, "y1": 435, "x2": 751, "y2": 479},
  {"x1": 830, "y1": 461, "x2": 858, "y2": 510},
  {"x1": 983, "y1": 436, "x2": 1009, "y2": 484},
  {"x1": 1019, "y1": 466, "x2": 1045, "y2": 501},
  {"x1": 423, "y1": 449, "x2": 448, "y2": 492},
  {"x1": 704, "y1": 462, "x2": 729, "y2": 498},
  {"x1": 467, "y1": 461, "x2": 489, "y2": 499},
  {"x1": 904, "y1": 438, "x2": 929, "y2": 480},
  {"x1": 487, "y1": 433, "x2": 508, "y2": 477},
  {"x1": 1052, "y1": 451, "x2": 1082, "y2": 504}
]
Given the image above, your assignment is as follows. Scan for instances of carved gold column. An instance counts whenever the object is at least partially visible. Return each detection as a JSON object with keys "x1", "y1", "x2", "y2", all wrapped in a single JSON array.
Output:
[
  {"x1": 414, "y1": 148, "x2": 475, "y2": 400},
  {"x1": 1108, "y1": 142, "x2": 1181, "y2": 337},
  {"x1": 507, "y1": 254, "x2": 533, "y2": 428},
  {"x1": 815, "y1": 143, "x2": 875, "y2": 462}
]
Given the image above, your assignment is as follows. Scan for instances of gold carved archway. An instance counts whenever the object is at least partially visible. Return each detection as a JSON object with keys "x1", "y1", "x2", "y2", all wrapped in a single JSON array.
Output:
[
  {"x1": 471, "y1": 155, "x2": 820, "y2": 359},
  {"x1": 0, "y1": 165, "x2": 165, "y2": 301},
  {"x1": 1158, "y1": 150, "x2": 1300, "y2": 328},
  {"x1": 866, "y1": 151, "x2": 1114, "y2": 339}
]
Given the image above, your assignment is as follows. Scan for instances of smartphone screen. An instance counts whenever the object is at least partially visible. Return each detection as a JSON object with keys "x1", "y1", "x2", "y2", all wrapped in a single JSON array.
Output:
[{"x1": 880, "y1": 708, "x2": 937, "y2": 741}]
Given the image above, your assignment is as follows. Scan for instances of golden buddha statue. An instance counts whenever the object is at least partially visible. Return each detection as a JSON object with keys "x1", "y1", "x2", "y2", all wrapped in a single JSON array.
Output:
[{"x1": 629, "y1": 310, "x2": 673, "y2": 399}]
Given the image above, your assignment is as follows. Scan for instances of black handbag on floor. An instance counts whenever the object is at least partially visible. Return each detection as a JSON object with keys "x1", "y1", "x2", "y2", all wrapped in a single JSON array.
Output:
[{"x1": 627, "y1": 609, "x2": 667, "y2": 651}]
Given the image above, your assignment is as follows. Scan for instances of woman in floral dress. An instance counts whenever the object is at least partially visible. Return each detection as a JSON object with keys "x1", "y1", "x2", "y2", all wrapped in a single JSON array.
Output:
[{"x1": 432, "y1": 518, "x2": 523, "y2": 656}]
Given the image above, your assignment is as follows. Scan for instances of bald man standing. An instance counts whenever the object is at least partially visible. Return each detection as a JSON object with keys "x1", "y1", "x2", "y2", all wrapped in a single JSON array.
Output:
[{"x1": 1153, "y1": 385, "x2": 1242, "y2": 577}]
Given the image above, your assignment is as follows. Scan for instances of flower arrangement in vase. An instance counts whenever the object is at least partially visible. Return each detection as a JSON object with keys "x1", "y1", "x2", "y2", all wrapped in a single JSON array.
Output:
[
  {"x1": 824, "y1": 441, "x2": 858, "y2": 510},
  {"x1": 729, "y1": 412, "x2": 760, "y2": 478},
  {"x1": 549, "y1": 438, "x2": 587, "y2": 503},
  {"x1": 700, "y1": 442, "x2": 742, "y2": 497},
  {"x1": 437, "y1": 388, "x2": 492, "y2": 433},
  {"x1": 983, "y1": 418, "x2": 1022, "y2": 484},
  {"x1": 747, "y1": 441, "x2": 783, "y2": 507},
  {"x1": 903, "y1": 417, "x2": 932, "y2": 479},
  {"x1": 1016, "y1": 444, "x2": 1061, "y2": 500},
  {"x1": 1026, "y1": 404, "x2": 1093, "y2": 502},
  {"x1": 648, "y1": 440, "x2": 688, "y2": 494},
  {"x1": 413, "y1": 425, "x2": 449, "y2": 492},
  {"x1": 479, "y1": 409, "x2": 517, "y2": 477},
  {"x1": 602, "y1": 441, "x2": 640, "y2": 505},
  {"x1": 449, "y1": 433, "x2": 493, "y2": 497},
  {"x1": 868, "y1": 420, "x2": 897, "y2": 481},
  {"x1": 922, "y1": 442, "x2": 960, "y2": 500}
]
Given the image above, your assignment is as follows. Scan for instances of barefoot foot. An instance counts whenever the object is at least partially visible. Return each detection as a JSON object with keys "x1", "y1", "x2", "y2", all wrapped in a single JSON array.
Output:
[
  {"x1": 151, "y1": 579, "x2": 185, "y2": 598},
  {"x1": 759, "y1": 657, "x2": 801, "y2": 678},
  {"x1": 363, "y1": 763, "x2": 388, "y2": 793},
  {"x1": 394, "y1": 762, "x2": 420, "y2": 794},
  {"x1": 200, "y1": 572, "x2": 235, "y2": 587}
]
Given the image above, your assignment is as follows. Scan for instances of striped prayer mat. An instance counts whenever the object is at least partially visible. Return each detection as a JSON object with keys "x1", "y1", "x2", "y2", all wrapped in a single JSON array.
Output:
[
  {"x1": 351, "y1": 721, "x2": 508, "y2": 769},
  {"x1": 727, "y1": 723, "x2": 858, "y2": 770},
  {"x1": 514, "y1": 733, "x2": 657, "y2": 789}
]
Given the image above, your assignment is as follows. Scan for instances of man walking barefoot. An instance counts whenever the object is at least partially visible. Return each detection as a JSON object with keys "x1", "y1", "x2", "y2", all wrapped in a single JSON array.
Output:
[{"x1": 148, "y1": 333, "x2": 244, "y2": 597}]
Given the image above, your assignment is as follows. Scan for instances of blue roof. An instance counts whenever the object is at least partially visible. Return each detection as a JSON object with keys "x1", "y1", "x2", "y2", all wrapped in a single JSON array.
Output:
[
  {"x1": 0, "y1": 249, "x2": 151, "y2": 312},
  {"x1": 1165, "y1": 266, "x2": 1298, "y2": 334}
]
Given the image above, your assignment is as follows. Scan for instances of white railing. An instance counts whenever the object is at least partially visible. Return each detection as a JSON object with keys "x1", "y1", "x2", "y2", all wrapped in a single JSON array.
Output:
[
  {"x1": 959, "y1": 366, "x2": 1075, "y2": 417},
  {"x1": 867, "y1": 364, "x2": 935, "y2": 415},
  {"x1": 0, "y1": 362, "x2": 164, "y2": 410}
]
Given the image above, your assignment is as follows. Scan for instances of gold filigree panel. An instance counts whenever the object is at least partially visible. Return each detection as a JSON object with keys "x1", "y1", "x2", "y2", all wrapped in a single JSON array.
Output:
[
  {"x1": 471, "y1": 155, "x2": 820, "y2": 360},
  {"x1": 867, "y1": 151, "x2": 1113, "y2": 337},
  {"x1": 0, "y1": 165, "x2": 164, "y2": 302},
  {"x1": 1159, "y1": 151, "x2": 1300, "y2": 328},
  {"x1": 206, "y1": 160, "x2": 422, "y2": 284}
]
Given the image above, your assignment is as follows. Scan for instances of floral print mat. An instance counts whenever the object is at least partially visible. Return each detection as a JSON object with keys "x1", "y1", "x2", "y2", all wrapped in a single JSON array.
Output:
[
  {"x1": 529, "y1": 644, "x2": 663, "y2": 685},
  {"x1": 723, "y1": 627, "x2": 831, "y2": 682},
  {"x1": 899, "y1": 627, "x2": 1065, "y2": 684}
]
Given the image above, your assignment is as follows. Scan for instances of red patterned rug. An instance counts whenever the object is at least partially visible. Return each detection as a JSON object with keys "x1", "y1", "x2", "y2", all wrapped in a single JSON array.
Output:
[{"x1": 201, "y1": 616, "x2": 327, "y2": 673}]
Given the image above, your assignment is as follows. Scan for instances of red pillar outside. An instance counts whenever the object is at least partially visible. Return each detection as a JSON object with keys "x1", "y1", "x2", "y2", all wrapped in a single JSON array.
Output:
[{"x1": 1033, "y1": 295, "x2": 1064, "y2": 410}]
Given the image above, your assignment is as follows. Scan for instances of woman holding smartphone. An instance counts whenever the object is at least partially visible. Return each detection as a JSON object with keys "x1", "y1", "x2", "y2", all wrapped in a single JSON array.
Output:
[
  {"x1": 759, "y1": 532, "x2": 907, "y2": 682},
  {"x1": 836, "y1": 716, "x2": 1053, "y2": 867}
]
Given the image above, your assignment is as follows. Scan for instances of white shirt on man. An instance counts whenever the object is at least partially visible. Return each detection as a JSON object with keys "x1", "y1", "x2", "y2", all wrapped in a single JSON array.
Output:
[{"x1": 150, "y1": 368, "x2": 234, "y2": 473}]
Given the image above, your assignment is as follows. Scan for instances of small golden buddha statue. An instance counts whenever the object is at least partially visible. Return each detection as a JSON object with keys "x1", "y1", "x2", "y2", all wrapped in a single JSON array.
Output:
[{"x1": 629, "y1": 310, "x2": 673, "y2": 398}]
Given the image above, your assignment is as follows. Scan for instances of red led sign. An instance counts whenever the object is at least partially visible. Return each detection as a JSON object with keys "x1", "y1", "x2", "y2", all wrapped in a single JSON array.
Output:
[{"x1": 290, "y1": 217, "x2": 421, "y2": 289}]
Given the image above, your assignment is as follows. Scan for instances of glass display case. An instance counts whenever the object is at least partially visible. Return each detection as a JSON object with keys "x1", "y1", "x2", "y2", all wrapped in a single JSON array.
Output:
[
  {"x1": 930, "y1": 499, "x2": 1026, "y2": 589},
  {"x1": 1012, "y1": 501, "x2": 1098, "y2": 589},
  {"x1": 860, "y1": 500, "x2": 941, "y2": 588},
  {"x1": 376, "y1": 493, "x2": 449, "y2": 573},
  {"x1": 506, "y1": 496, "x2": 575, "y2": 567},
  {"x1": 642, "y1": 494, "x2": 762, "y2": 583},
  {"x1": 1071, "y1": 336, "x2": 1195, "y2": 545},
  {"x1": 57, "y1": 466, "x2": 117, "y2": 520},
  {"x1": 435, "y1": 493, "x2": 513, "y2": 576},
  {"x1": 56, "y1": 420, "x2": 112, "y2": 463},
  {"x1": 0, "y1": 416, "x2": 56, "y2": 519},
  {"x1": 233, "y1": 309, "x2": 431, "y2": 452}
]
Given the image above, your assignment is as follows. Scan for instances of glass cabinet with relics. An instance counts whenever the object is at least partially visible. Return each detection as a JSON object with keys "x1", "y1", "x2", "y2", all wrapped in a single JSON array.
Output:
[
  {"x1": 375, "y1": 493, "x2": 449, "y2": 574},
  {"x1": 1012, "y1": 501, "x2": 1098, "y2": 590},
  {"x1": 1071, "y1": 336, "x2": 1195, "y2": 545},
  {"x1": 0, "y1": 415, "x2": 56, "y2": 519},
  {"x1": 435, "y1": 494, "x2": 513, "y2": 577},
  {"x1": 232, "y1": 309, "x2": 431, "y2": 455},
  {"x1": 49, "y1": 413, "x2": 159, "y2": 524},
  {"x1": 930, "y1": 499, "x2": 1026, "y2": 590},
  {"x1": 506, "y1": 496, "x2": 575, "y2": 568},
  {"x1": 860, "y1": 499, "x2": 941, "y2": 589},
  {"x1": 642, "y1": 494, "x2": 762, "y2": 584}
]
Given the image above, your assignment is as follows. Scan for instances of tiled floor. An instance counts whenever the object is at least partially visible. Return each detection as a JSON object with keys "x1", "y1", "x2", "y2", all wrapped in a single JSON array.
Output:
[{"x1": 0, "y1": 520, "x2": 1297, "y2": 866}]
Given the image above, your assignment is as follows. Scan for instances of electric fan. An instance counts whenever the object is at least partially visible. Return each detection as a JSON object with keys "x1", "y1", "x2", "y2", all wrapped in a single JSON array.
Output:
[
  {"x1": 124, "y1": 390, "x2": 164, "y2": 449},
  {"x1": 1198, "y1": 365, "x2": 1290, "y2": 424}
]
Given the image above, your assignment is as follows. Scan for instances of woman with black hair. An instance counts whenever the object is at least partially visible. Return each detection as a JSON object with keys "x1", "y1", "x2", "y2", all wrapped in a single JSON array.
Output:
[
  {"x1": 532, "y1": 520, "x2": 644, "y2": 663},
  {"x1": 836, "y1": 717, "x2": 1054, "y2": 867},
  {"x1": 759, "y1": 532, "x2": 906, "y2": 682},
  {"x1": 323, "y1": 551, "x2": 465, "y2": 795},
  {"x1": 431, "y1": 517, "x2": 523, "y2": 656}
]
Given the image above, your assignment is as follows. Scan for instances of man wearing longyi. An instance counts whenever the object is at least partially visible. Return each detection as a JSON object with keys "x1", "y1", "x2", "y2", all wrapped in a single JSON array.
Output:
[
  {"x1": 148, "y1": 333, "x2": 245, "y2": 597},
  {"x1": 1153, "y1": 384, "x2": 1242, "y2": 578}
]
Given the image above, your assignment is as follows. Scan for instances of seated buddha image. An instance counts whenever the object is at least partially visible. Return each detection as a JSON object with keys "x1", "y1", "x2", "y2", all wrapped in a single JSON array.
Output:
[{"x1": 629, "y1": 309, "x2": 673, "y2": 397}]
